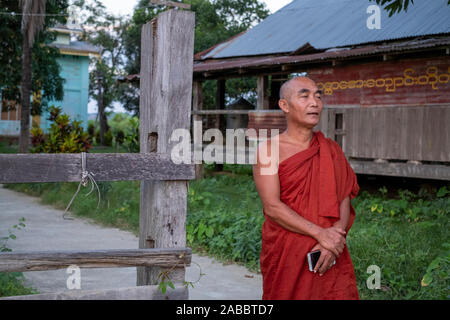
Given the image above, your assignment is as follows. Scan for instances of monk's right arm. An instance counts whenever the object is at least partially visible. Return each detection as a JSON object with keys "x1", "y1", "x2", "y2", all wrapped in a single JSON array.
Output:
[{"x1": 253, "y1": 163, "x2": 346, "y2": 257}]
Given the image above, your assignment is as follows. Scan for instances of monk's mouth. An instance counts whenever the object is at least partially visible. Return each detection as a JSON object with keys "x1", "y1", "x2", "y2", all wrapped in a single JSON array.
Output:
[{"x1": 307, "y1": 112, "x2": 319, "y2": 115}]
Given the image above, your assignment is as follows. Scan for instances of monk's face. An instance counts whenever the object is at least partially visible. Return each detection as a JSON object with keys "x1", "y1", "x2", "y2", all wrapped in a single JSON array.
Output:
[{"x1": 278, "y1": 78, "x2": 323, "y2": 128}]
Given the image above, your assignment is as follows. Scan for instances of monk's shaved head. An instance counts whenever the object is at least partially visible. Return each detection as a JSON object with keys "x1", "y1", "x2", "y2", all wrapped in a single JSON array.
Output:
[{"x1": 279, "y1": 76, "x2": 317, "y2": 101}]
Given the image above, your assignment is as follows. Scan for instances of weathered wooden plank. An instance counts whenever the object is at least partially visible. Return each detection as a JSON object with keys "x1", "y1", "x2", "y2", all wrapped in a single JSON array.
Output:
[
  {"x1": 138, "y1": 9, "x2": 195, "y2": 286},
  {"x1": 342, "y1": 108, "x2": 352, "y2": 154},
  {"x1": 349, "y1": 160, "x2": 450, "y2": 180},
  {"x1": 0, "y1": 284, "x2": 188, "y2": 300},
  {"x1": 0, "y1": 153, "x2": 194, "y2": 183},
  {"x1": 0, "y1": 248, "x2": 191, "y2": 273}
]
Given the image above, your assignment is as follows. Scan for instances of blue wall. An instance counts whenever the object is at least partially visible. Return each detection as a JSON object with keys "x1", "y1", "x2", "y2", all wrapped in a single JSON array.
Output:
[{"x1": 41, "y1": 54, "x2": 90, "y2": 132}]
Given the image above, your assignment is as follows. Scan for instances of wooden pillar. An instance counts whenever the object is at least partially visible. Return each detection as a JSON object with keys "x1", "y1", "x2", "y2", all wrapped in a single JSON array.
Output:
[
  {"x1": 138, "y1": 10, "x2": 195, "y2": 289},
  {"x1": 270, "y1": 75, "x2": 283, "y2": 109},
  {"x1": 193, "y1": 81, "x2": 204, "y2": 179},
  {"x1": 215, "y1": 79, "x2": 225, "y2": 170},
  {"x1": 257, "y1": 75, "x2": 269, "y2": 110}
]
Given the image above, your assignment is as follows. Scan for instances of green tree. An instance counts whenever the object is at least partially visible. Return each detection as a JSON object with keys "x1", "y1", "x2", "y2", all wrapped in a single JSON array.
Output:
[
  {"x1": 0, "y1": 0, "x2": 68, "y2": 153},
  {"x1": 370, "y1": 0, "x2": 450, "y2": 16},
  {"x1": 19, "y1": 0, "x2": 47, "y2": 153},
  {"x1": 119, "y1": 0, "x2": 269, "y2": 114},
  {"x1": 75, "y1": 0, "x2": 128, "y2": 145}
]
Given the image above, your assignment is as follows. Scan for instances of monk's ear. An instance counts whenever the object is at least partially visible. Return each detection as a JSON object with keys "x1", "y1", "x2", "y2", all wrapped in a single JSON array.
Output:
[{"x1": 278, "y1": 99, "x2": 289, "y2": 113}]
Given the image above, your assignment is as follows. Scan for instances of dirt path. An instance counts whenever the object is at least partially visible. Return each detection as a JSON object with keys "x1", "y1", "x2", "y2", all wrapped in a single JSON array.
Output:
[{"x1": 0, "y1": 185, "x2": 262, "y2": 300}]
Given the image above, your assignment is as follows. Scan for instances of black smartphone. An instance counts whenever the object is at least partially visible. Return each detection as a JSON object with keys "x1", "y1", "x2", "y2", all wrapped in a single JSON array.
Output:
[{"x1": 307, "y1": 250, "x2": 321, "y2": 272}]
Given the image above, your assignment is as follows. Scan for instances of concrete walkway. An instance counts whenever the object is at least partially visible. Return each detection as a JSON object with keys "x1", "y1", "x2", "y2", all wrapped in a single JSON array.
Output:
[{"x1": 0, "y1": 185, "x2": 262, "y2": 300}]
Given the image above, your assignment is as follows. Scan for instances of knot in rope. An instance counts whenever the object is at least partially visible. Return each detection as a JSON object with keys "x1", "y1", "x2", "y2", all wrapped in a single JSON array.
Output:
[{"x1": 63, "y1": 152, "x2": 101, "y2": 220}]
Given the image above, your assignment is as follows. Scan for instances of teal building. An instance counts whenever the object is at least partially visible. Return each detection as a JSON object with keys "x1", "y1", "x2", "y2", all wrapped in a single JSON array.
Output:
[{"x1": 0, "y1": 24, "x2": 100, "y2": 136}]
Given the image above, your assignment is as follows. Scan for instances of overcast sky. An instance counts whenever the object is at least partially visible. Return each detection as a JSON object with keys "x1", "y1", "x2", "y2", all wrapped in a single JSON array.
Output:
[
  {"x1": 99, "y1": 0, "x2": 292, "y2": 17},
  {"x1": 88, "y1": 0, "x2": 293, "y2": 113}
]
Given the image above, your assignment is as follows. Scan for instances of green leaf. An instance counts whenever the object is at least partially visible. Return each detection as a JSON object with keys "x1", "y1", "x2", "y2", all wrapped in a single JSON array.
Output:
[
  {"x1": 198, "y1": 223, "x2": 206, "y2": 238},
  {"x1": 421, "y1": 273, "x2": 433, "y2": 287},
  {"x1": 9, "y1": 234, "x2": 16, "y2": 240},
  {"x1": 205, "y1": 226, "x2": 214, "y2": 238},
  {"x1": 427, "y1": 257, "x2": 441, "y2": 272},
  {"x1": 167, "y1": 281, "x2": 175, "y2": 290},
  {"x1": 437, "y1": 187, "x2": 447, "y2": 198},
  {"x1": 158, "y1": 281, "x2": 167, "y2": 294}
]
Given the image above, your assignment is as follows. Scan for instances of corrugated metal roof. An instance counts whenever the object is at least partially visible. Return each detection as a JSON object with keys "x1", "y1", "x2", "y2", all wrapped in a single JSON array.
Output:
[
  {"x1": 194, "y1": 37, "x2": 450, "y2": 75},
  {"x1": 202, "y1": 0, "x2": 450, "y2": 59}
]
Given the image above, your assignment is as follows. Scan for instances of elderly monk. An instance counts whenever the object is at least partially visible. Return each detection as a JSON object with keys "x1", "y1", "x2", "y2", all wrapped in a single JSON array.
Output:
[{"x1": 253, "y1": 76, "x2": 360, "y2": 300}]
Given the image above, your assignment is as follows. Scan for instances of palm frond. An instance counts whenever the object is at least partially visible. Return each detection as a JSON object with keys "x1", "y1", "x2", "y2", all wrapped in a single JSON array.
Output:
[{"x1": 20, "y1": 0, "x2": 47, "y2": 47}]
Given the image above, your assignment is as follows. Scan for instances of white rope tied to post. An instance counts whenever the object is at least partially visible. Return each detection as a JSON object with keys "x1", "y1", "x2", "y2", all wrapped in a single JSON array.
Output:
[{"x1": 63, "y1": 152, "x2": 101, "y2": 220}]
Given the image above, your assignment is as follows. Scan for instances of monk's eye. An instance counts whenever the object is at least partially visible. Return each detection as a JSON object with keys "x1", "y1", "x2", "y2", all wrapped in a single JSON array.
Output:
[{"x1": 315, "y1": 95, "x2": 322, "y2": 100}]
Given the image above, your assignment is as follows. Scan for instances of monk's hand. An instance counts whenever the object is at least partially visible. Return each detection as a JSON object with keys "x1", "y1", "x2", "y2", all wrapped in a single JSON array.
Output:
[
  {"x1": 311, "y1": 243, "x2": 336, "y2": 276},
  {"x1": 316, "y1": 226, "x2": 346, "y2": 257}
]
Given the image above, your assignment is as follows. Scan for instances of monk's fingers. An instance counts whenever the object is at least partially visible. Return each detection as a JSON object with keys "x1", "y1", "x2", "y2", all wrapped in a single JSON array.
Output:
[
  {"x1": 310, "y1": 243, "x2": 321, "y2": 252},
  {"x1": 313, "y1": 254, "x2": 326, "y2": 274},
  {"x1": 319, "y1": 255, "x2": 334, "y2": 275}
]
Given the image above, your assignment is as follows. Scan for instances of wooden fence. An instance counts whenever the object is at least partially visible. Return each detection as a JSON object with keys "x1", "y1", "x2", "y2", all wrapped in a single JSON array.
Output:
[{"x1": 0, "y1": 9, "x2": 195, "y2": 300}]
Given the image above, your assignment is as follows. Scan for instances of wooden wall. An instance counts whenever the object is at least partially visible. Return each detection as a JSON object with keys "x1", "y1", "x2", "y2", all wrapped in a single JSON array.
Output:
[{"x1": 328, "y1": 105, "x2": 450, "y2": 163}]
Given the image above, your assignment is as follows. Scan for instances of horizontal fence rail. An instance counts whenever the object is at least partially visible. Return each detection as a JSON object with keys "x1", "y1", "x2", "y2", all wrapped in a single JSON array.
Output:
[
  {"x1": 0, "y1": 284, "x2": 189, "y2": 300},
  {"x1": 0, "y1": 248, "x2": 192, "y2": 272},
  {"x1": 0, "y1": 153, "x2": 195, "y2": 183}
]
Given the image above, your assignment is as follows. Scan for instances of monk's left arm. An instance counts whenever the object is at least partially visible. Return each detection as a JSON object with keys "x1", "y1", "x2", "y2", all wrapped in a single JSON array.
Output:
[{"x1": 333, "y1": 196, "x2": 350, "y2": 232}]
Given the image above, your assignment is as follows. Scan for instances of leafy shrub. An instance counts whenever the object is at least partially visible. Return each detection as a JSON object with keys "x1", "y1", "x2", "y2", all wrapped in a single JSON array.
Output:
[
  {"x1": 104, "y1": 130, "x2": 113, "y2": 147},
  {"x1": 31, "y1": 106, "x2": 91, "y2": 153},
  {"x1": 123, "y1": 117, "x2": 139, "y2": 153},
  {"x1": 115, "y1": 129, "x2": 125, "y2": 146},
  {"x1": 87, "y1": 122, "x2": 96, "y2": 141},
  {"x1": 0, "y1": 218, "x2": 37, "y2": 297}
]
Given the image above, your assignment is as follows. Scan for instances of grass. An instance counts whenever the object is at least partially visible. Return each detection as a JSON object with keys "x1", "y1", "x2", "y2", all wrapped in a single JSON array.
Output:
[
  {"x1": 1, "y1": 146, "x2": 449, "y2": 299},
  {"x1": 0, "y1": 140, "x2": 18, "y2": 154}
]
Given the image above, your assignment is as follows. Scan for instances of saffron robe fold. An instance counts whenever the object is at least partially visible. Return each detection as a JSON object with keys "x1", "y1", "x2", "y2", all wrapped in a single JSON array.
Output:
[{"x1": 260, "y1": 130, "x2": 360, "y2": 300}]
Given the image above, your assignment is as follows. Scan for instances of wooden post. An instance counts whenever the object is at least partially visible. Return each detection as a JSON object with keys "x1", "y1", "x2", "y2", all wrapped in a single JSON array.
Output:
[
  {"x1": 138, "y1": 9, "x2": 195, "y2": 289},
  {"x1": 193, "y1": 80, "x2": 204, "y2": 179},
  {"x1": 257, "y1": 75, "x2": 269, "y2": 110},
  {"x1": 215, "y1": 79, "x2": 225, "y2": 170}
]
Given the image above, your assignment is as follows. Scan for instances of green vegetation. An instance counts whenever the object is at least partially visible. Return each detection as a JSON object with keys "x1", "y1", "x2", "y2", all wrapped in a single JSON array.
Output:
[
  {"x1": 30, "y1": 106, "x2": 91, "y2": 153},
  {"x1": 3, "y1": 164, "x2": 449, "y2": 299},
  {"x1": 0, "y1": 140, "x2": 18, "y2": 154},
  {"x1": 0, "y1": 218, "x2": 38, "y2": 297}
]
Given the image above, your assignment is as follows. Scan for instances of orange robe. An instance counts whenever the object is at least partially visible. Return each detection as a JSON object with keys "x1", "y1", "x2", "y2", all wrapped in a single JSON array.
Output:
[{"x1": 260, "y1": 130, "x2": 360, "y2": 300}]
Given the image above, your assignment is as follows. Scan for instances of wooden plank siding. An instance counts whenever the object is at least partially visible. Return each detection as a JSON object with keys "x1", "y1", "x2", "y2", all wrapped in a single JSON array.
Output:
[{"x1": 339, "y1": 105, "x2": 450, "y2": 162}]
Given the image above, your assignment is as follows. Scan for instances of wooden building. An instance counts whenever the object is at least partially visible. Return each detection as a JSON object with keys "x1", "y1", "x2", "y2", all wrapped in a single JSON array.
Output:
[{"x1": 192, "y1": 0, "x2": 450, "y2": 180}]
